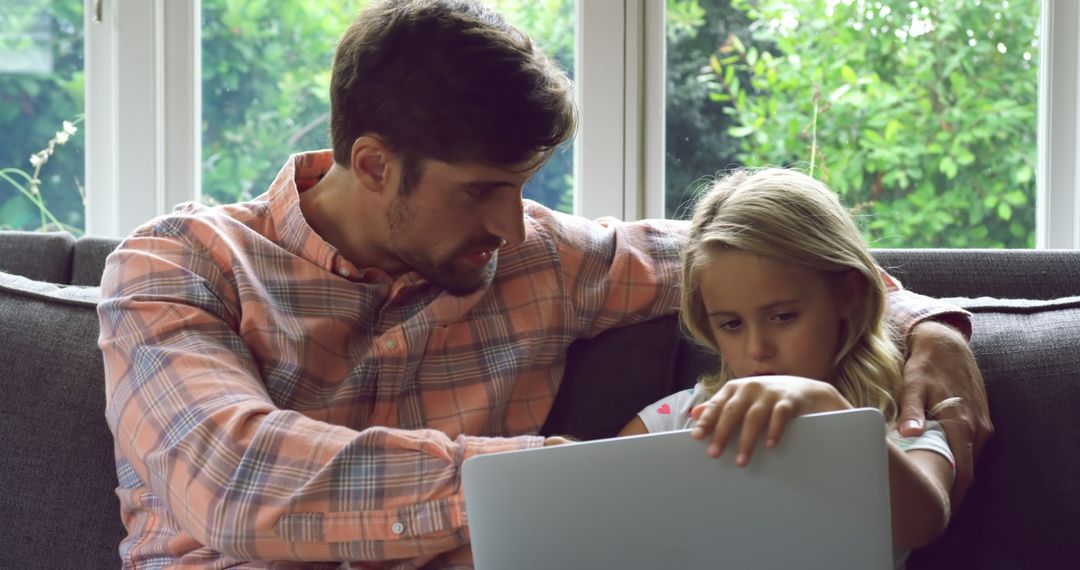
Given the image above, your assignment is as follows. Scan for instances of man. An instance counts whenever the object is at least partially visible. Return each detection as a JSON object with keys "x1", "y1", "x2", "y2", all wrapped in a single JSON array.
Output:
[{"x1": 98, "y1": 0, "x2": 991, "y2": 567}]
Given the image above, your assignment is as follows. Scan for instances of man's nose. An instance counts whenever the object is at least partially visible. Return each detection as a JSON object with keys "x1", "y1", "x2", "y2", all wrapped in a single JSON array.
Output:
[{"x1": 484, "y1": 192, "x2": 527, "y2": 247}]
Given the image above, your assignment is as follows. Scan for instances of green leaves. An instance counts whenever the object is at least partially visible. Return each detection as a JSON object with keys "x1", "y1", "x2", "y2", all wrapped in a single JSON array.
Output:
[{"x1": 698, "y1": 0, "x2": 1040, "y2": 247}]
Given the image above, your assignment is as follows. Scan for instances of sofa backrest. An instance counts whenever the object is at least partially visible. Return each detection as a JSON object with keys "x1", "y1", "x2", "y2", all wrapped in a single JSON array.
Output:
[
  {"x1": 873, "y1": 248, "x2": 1080, "y2": 299},
  {"x1": 0, "y1": 231, "x2": 121, "y2": 286},
  {"x1": 5, "y1": 231, "x2": 1080, "y2": 299},
  {"x1": 0, "y1": 271, "x2": 126, "y2": 569}
]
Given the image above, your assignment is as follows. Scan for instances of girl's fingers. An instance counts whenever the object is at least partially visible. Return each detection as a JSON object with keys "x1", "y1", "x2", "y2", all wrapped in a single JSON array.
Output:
[
  {"x1": 734, "y1": 401, "x2": 774, "y2": 466},
  {"x1": 707, "y1": 392, "x2": 751, "y2": 458},
  {"x1": 691, "y1": 384, "x2": 734, "y2": 439},
  {"x1": 764, "y1": 399, "x2": 797, "y2": 449}
]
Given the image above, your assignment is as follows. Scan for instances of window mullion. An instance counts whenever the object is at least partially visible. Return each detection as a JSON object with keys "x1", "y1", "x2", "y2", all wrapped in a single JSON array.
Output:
[
  {"x1": 1036, "y1": 0, "x2": 1080, "y2": 248},
  {"x1": 575, "y1": 0, "x2": 626, "y2": 220},
  {"x1": 640, "y1": 0, "x2": 666, "y2": 220}
]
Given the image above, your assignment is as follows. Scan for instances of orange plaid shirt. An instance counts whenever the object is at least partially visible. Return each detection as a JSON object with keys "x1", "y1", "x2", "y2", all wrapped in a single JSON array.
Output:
[{"x1": 98, "y1": 150, "x2": 967, "y2": 568}]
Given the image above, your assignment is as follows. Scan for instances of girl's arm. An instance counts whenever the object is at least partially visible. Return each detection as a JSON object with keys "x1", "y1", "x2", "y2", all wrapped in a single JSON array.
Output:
[
  {"x1": 887, "y1": 445, "x2": 953, "y2": 550},
  {"x1": 618, "y1": 416, "x2": 649, "y2": 437}
]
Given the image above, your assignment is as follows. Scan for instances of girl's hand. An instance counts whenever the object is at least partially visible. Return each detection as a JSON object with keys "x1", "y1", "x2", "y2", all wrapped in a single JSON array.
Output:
[{"x1": 690, "y1": 375, "x2": 852, "y2": 466}]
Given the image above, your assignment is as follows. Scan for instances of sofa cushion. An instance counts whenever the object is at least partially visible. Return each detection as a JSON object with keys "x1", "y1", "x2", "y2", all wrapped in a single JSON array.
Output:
[
  {"x1": 0, "y1": 230, "x2": 75, "y2": 284},
  {"x1": 0, "y1": 271, "x2": 124, "y2": 569},
  {"x1": 543, "y1": 315, "x2": 697, "y2": 440},
  {"x1": 909, "y1": 296, "x2": 1080, "y2": 569}
]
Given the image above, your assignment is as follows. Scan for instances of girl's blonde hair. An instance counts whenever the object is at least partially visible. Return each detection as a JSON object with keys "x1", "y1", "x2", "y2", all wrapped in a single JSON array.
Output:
[{"x1": 681, "y1": 167, "x2": 904, "y2": 422}]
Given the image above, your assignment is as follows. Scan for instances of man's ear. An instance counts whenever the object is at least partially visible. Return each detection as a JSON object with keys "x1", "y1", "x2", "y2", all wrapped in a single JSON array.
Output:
[{"x1": 350, "y1": 135, "x2": 392, "y2": 193}]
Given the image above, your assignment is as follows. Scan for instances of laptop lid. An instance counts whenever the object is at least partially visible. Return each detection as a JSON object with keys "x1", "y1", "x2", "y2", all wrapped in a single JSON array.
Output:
[{"x1": 462, "y1": 407, "x2": 892, "y2": 570}]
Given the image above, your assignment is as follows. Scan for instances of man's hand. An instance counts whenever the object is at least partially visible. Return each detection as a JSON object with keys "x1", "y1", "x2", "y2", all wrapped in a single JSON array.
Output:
[{"x1": 899, "y1": 320, "x2": 993, "y2": 508}]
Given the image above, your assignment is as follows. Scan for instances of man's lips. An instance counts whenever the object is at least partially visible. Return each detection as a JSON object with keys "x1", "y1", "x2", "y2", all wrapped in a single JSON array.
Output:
[{"x1": 461, "y1": 247, "x2": 499, "y2": 266}]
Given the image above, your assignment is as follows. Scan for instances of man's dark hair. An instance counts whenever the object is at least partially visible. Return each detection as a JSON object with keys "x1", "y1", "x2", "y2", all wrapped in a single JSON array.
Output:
[{"x1": 329, "y1": 0, "x2": 578, "y2": 193}]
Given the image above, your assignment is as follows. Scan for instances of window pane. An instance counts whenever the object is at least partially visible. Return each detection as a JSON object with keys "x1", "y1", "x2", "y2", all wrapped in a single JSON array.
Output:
[
  {"x1": 665, "y1": 0, "x2": 1040, "y2": 248},
  {"x1": 201, "y1": 1, "x2": 355, "y2": 206},
  {"x1": 202, "y1": 0, "x2": 576, "y2": 214},
  {"x1": 492, "y1": 0, "x2": 576, "y2": 213},
  {"x1": 0, "y1": 0, "x2": 85, "y2": 234}
]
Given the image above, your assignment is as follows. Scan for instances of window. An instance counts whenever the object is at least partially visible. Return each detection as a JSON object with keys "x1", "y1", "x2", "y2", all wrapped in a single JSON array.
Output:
[
  {"x1": 66, "y1": 0, "x2": 1080, "y2": 248},
  {"x1": 200, "y1": 0, "x2": 575, "y2": 213},
  {"x1": 0, "y1": 0, "x2": 84, "y2": 233},
  {"x1": 665, "y1": 0, "x2": 1041, "y2": 248}
]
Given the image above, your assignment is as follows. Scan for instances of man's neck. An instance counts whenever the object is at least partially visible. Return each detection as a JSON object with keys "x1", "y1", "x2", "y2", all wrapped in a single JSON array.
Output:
[{"x1": 298, "y1": 164, "x2": 397, "y2": 273}]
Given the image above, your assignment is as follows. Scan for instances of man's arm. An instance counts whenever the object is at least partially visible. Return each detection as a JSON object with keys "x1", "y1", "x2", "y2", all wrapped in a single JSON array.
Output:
[
  {"x1": 882, "y1": 275, "x2": 992, "y2": 510},
  {"x1": 99, "y1": 230, "x2": 544, "y2": 562},
  {"x1": 899, "y1": 320, "x2": 992, "y2": 508},
  {"x1": 531, "y1": 205, "x2": 687, "y2": 337}
]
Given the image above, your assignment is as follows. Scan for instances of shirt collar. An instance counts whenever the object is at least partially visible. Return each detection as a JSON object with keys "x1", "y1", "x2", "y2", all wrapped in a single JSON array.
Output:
[{"x1": 266, "y1": 150, "x2": 345, "y2": 274}]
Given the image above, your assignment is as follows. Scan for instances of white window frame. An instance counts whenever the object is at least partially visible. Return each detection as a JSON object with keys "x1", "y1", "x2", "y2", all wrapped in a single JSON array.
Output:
[
  {"x1": 1036, "y1": 0, "x2": 1080, "y2": 248},
  {"x1": 86, "y1": 0, "x2": 1080, "y2": 248},
  {"x1": 85, "y1": 0, "x2": 200, "y2": 237}
]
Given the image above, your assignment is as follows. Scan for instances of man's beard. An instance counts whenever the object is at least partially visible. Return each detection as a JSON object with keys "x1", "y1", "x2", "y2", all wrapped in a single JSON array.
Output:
[
  {"x1": 385, "y1": 194, "x2": 499, "y2": 296},
  {"x1": 398, "y1": 248, "x2": 498, "y2": 295}
]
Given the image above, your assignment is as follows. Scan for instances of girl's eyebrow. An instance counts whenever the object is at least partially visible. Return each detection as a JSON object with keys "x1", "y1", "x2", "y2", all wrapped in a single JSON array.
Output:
[{"x1": 707, "y1": 299, "x2": 802, "y2": 318}]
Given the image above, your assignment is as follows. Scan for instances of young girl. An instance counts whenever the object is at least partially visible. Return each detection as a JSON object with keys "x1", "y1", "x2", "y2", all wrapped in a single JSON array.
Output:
[{"x1": 619, "y1": 168, "x2": 954, "y2": 566}]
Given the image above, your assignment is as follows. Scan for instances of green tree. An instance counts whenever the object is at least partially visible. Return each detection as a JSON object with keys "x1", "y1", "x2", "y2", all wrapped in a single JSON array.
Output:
[
  {"x1": 200, "y1": 0, "x2": 360, "y2": 205},
  {"x1": 0, "y1": 0, "x2": 84, "y2": 233},
  {"x1": 703, "y1": 0, "x2": 1040, "y2": 247},
  {"x1": 202, "y1": 0, "x2": 576, "y2": 212},
  {"x1": 664, "y1": 0, "x2": 753, "y2": 218}
]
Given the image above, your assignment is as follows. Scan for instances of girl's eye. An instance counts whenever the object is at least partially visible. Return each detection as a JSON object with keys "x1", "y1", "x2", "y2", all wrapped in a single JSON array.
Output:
[
  {"x1": 773, "y1": 312, "x2": 796, "y2": 323},
  {"x1": 718, "y1": 319, "x2": 742, "y2": 331}
]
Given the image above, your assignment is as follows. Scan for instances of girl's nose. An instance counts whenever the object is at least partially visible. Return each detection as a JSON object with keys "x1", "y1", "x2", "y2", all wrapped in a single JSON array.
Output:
[{"x1": 746, "y1": 327, "x2": 775, "y2": 361}]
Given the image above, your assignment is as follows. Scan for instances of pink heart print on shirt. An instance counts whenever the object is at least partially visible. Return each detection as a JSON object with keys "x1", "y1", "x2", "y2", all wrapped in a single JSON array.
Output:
[{"x1": 657, "y1": 403, "x2": 671, "y2": 415}]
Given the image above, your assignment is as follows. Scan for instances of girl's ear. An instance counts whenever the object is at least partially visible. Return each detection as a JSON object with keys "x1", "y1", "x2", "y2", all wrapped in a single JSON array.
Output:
[{"x1": 836, "y1": 269, "x2": 866, "y2": 319}]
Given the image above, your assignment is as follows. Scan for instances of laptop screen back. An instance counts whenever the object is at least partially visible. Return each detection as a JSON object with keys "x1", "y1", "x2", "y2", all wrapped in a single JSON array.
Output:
[{"x1": 462, "y1": 408, "x2": 892, "y2": 569}]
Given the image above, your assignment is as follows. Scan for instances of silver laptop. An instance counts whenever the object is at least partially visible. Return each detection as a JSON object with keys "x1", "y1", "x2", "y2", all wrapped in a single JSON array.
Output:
[{"x1": 462, "y1": 407, "x2": 892, "y2": 570}]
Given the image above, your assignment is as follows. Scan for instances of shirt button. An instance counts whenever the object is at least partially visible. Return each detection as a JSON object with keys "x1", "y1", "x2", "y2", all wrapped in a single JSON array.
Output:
[
  {"x1": 338, "y1": 267, "x2": 350, "y2": 277},
  {"x1": 384, "y1": 338, "x2": 398, "y2": 350},
  {"x1": 391, "y1": 521, "x2": 405, "y2": 535}
]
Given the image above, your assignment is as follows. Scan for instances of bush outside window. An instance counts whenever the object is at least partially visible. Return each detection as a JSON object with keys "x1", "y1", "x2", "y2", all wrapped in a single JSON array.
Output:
[{"x1": 1, "y1": 0, "x2": 1042, "y2": 249}]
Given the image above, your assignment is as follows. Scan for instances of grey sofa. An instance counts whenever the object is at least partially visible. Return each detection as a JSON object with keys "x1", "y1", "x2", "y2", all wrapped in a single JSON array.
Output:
[{"x1": 1, "y1": 229, "x2": 1078, "y2": 569}]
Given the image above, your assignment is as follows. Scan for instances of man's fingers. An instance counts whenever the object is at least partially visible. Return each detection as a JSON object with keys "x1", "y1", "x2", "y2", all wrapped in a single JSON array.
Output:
[
  {"x1": 940, "y1": 414, "x2": 976, "y2": 506},
  {"x1": 897, "y1": 381, "x2": 928, "y2": 437}
]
